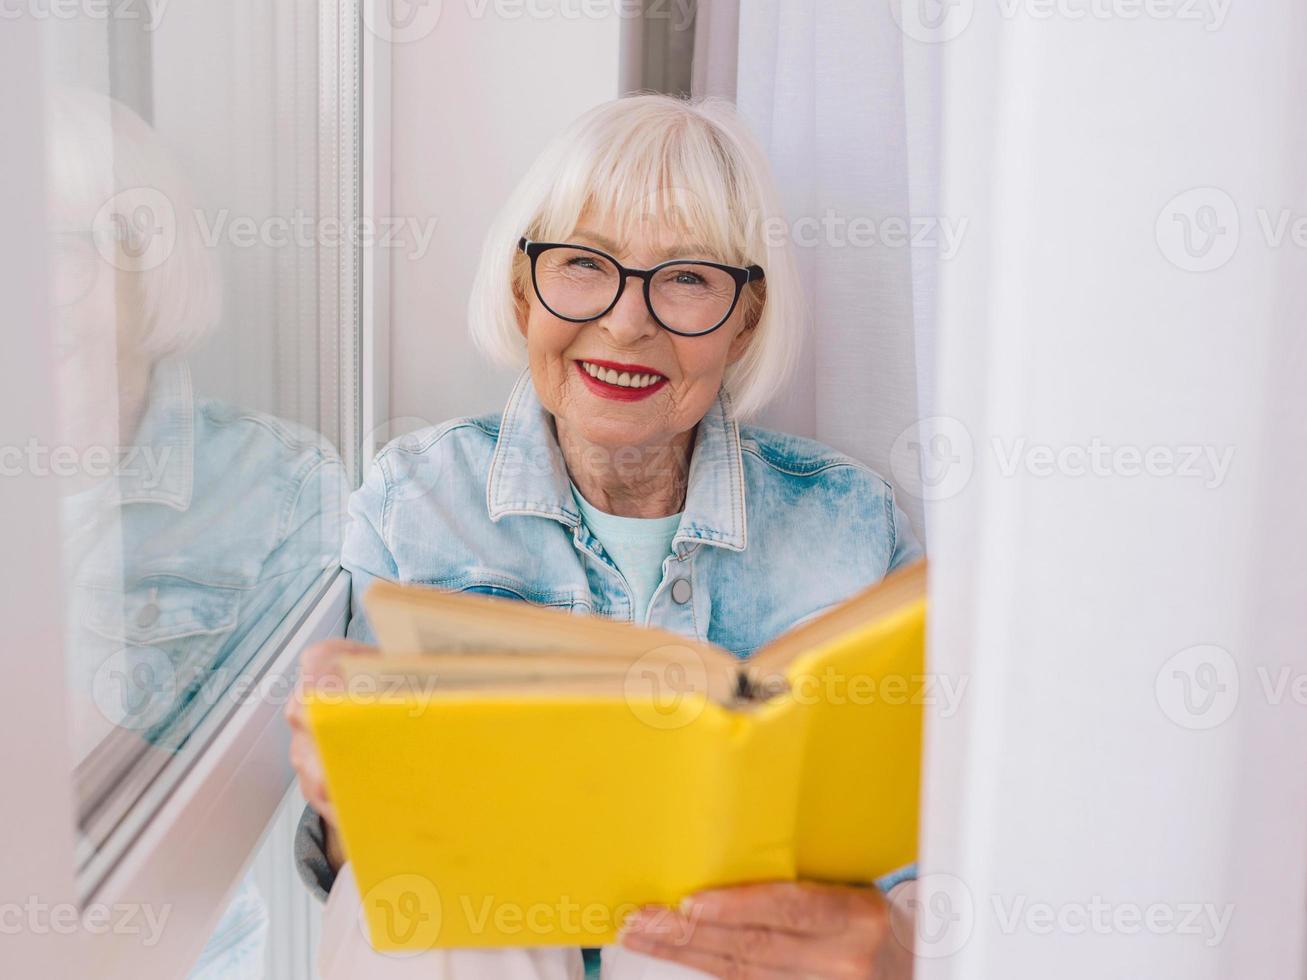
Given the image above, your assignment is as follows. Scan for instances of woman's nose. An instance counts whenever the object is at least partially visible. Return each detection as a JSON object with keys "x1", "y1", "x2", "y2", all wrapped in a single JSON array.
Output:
[{"x1": 597, "y1": 274, "x2": 660, "y2": 345}]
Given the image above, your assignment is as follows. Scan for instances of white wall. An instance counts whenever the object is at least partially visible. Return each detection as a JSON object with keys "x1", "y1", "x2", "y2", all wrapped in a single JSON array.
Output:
[{"x1": 387, "y1": 7, "x2": 624, "y2": 431}]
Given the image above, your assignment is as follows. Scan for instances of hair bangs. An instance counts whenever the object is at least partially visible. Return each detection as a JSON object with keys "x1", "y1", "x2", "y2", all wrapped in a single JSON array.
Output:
[{"x1": 533, "y1": 111, "x2": 749, "y2": 268}]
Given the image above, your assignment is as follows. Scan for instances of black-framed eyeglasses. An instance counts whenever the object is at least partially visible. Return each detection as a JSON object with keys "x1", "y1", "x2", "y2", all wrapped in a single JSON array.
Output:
[{"x1": 518, "y1": 237, "x2": 765, "y2": 337}]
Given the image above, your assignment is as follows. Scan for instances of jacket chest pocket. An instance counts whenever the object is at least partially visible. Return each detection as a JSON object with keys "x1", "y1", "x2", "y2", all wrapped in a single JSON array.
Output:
[{"x1": 75, "y1": 577, "x2": 246, "y2": 739}]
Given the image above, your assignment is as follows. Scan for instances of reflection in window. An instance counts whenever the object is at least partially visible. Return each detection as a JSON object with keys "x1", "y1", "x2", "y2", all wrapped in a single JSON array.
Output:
[
  {"x1": 48, "y1": 83, "x2": 346, "y2": 836},
  {"x1": 41, "y1": 2, "x2": 359, "y2": 972},
  {"x1": 49, "y1": 88, "x2": 336, "y2": 760}
]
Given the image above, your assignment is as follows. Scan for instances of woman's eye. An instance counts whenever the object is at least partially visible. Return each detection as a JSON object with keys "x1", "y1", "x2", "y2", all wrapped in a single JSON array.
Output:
[
  {"x1": 566, "y1": 257, "x2": 601, "y2": 271},
  {"x1": 674, "y1": 271, "x2": 706, "y2": 286}
]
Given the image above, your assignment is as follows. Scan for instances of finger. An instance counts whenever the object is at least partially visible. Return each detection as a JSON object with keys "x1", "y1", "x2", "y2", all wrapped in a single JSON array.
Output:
[
  {"x1": 284, "y1": 681, "x2": 310, "y2": 727},
  {"x1": 293, "y1": 768, "x2": 328, "y2": 815},
  {"x1": 284, "y1": 675, "x2": 324, "y2": 728},
  {"x1": 291, "y1": 759, "x2": 328, "y2": 809},
  {"x1": 622, "y1": 909, "x2": 844, "y2": 975},
  {"x1": 682, "y1": 882, "x2": 864, "y2": 936},
  {"x1": 290, "y1": 736, "x2": 337, "y2": 825},
  {"x1": 620, "y1": 934, "x2": 797, "y2": 980},
  {"x1": 289, "y1": 732, "x2": 325, "y2": 789}
]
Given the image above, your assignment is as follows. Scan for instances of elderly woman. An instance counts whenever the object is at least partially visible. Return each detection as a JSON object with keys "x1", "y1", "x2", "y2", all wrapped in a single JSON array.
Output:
[{"x1": 290, "y1": 93, "x2": 922, "y2": 979}]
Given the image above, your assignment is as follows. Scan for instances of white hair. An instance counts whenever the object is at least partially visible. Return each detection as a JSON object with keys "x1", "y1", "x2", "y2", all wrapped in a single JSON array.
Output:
[
  {"x1": 46, "y1": 87, "x2": 220, "y2": 357},
  {"x1": 467, "y1": 93, "x2": 805, "y2": 419}
]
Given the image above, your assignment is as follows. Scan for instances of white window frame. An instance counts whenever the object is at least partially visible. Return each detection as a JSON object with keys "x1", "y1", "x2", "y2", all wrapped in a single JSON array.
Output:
[
  {"x1": 361, "y1": 0, "x2": 392, "y2": 461},
  {"x1": 0, "y1": 1, "x2": 391, "y2": 975},
  {"x1": 0, "y1": 15, "x2": 81, "y2": 978}
]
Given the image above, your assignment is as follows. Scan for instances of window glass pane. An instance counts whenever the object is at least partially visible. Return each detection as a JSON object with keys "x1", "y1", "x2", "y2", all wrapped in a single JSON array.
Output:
[{"x1": 39, "y1": 1, "x2": 357, "y2": 890}]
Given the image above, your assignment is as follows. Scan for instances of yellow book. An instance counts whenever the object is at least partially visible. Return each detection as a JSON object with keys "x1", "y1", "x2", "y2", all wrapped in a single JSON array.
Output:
[{"x1": 306, "y1": 558, "x2": 926, "y2": 951}]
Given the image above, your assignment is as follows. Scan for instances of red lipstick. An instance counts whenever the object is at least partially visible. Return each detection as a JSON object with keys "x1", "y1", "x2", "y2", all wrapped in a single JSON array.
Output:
[{"x1": 574, "y1": 358, "x2": 668, "y2": 402}]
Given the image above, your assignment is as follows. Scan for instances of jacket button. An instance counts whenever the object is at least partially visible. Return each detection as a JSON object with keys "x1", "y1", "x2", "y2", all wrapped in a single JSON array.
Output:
[
  {"x1": 670, "y1": 578, "x2": 693, "y2": 605},
  {"x1": 135, "y1": 603, "x2": 160, "y2": 628}
]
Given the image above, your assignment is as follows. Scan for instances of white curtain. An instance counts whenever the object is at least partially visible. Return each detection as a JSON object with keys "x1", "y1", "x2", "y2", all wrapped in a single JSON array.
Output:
[
  {"x1": 919, "y1": 1, "x2": 1307, "y2": 976},
  {"x1": 694, "y1": 0, "x2": 942, "y2": 542},
  {"x1": 696, "y1": 3, "x2": 1307, "y2": 977}
]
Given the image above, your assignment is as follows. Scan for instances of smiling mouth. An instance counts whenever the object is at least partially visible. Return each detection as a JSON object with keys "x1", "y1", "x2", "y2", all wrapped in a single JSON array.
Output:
[
  {"x1": 577, "y1": 359, "x2": 666, "y2": 389},
  {"x1": 573, "y1": 359, "x2": 669, "y2": 402}
]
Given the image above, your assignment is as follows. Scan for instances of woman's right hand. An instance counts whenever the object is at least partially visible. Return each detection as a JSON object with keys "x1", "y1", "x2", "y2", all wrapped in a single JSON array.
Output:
[{"x1": 285, "y1": 639, "x2": 380, "y2": 850}]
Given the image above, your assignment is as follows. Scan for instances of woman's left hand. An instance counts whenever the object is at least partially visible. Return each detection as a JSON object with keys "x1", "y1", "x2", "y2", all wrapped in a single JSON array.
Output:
[{"x1": 619, "y1": 880, "x2": 913, "y2": 979}]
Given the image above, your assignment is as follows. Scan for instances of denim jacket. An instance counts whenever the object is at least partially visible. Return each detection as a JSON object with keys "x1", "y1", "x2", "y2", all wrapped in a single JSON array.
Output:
[
  {"x1": 340, "y1": 369, "x2": 922, "y2": 650},
  {"x1": 294, "y1": 368, "x2": 923, "y2": 904},
  {"x1": 63, "y1": 356, "x2": 347, "y2": 758}
]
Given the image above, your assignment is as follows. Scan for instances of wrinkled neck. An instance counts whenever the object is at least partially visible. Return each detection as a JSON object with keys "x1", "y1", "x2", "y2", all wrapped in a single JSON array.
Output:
[{"x1": 554, "y1": 416, "x2": 695, "y2": 519}]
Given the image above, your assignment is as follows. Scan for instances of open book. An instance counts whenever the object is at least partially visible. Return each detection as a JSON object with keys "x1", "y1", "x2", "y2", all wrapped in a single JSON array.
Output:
[{"x1": 306, "y1": 558, "x2": 926, "y2": 951}]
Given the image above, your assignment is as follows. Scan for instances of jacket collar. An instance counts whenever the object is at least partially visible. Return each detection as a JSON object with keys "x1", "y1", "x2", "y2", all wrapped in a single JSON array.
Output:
[{"x1": 486, "y1": 369, "x2": 748, "y2": 553}]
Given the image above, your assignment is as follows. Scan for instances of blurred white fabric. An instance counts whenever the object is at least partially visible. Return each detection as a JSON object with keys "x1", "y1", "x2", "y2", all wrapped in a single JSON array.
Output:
[
  {"x1": 318, "y1": 864, "x2": 712, "y2": 980},
  {"x1": 318, "y1": 863, "x2": 585, "y2": 980}
]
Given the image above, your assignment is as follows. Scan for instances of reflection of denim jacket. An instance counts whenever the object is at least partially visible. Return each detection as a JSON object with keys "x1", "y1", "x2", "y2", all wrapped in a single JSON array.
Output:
[
  {"x1": 64, "y1": 357, "x2": 347, "y2": 757},
  {"x1": 296, "y1": 369, "x2": 923, "y2": 905},
  {"x1": 342, "y1": 369, "x2": 922, "y2": 652},
  {"x1": 61, "y1": 356, "x2": 347, "y2": 978}
]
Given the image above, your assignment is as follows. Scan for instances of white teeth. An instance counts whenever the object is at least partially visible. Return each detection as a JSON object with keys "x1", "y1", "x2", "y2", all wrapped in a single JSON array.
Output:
[{"x1": 580, "y1": 362, "x2": 664, "y2": 388}]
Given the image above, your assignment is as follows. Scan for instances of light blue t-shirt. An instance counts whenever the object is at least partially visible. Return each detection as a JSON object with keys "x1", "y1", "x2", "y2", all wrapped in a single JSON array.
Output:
[
  {"x1": 570, "y1": 483, "x2": 681, "y2": 625},
  {"x1": 570, "y1": 484, "x2": 682, "y2": 977}
]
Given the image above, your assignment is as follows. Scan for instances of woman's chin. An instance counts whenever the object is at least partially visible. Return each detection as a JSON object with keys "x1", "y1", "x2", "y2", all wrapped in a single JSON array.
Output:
[{"x1": 568, "y1": 416, "x2": 662, "y2": 452}]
